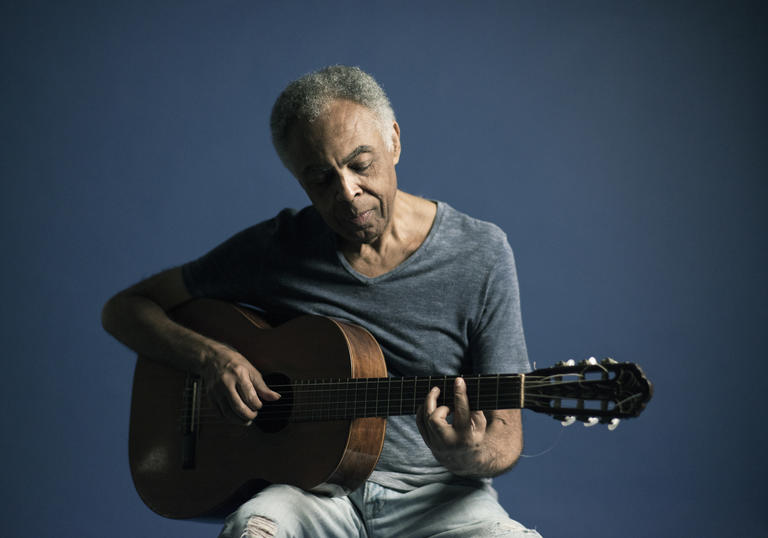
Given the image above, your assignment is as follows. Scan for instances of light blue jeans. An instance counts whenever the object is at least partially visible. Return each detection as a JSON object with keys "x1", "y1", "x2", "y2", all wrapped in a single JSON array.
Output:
[{"x1": 219, "y1": 481, "x2": 542, "y2": 537}]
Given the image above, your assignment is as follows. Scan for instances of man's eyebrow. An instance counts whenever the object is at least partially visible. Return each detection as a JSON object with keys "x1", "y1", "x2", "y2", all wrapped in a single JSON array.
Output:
[
  {"x1": 302, "y1": 145, "x2": 374, "y2": 175},
  {"x1": 340, "y1": 145, "x2": 374, "y2": 165}
]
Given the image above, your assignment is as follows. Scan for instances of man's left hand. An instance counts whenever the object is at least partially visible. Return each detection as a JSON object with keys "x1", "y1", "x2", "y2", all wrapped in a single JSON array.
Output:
[{"x1": 416, "y1": 376, "x2": 491, "y2": 476}]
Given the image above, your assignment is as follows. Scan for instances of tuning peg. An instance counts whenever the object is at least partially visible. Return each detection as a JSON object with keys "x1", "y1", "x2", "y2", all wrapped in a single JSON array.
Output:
[
  {"x1": 565, "y1": 359, "x2": 576, "y2": 367},
  {"x1": 584, "y1": 417, "x2": 599, "y2": 427},
  {"x1": 561, "y1": 416, "x2": 576, "y2": 427},
  {"x1": 601, "y1": 357, "x2": 618, "y2": 365},
  {"x1": 586, "y1": 357, "x2": 598, "y2": 365},
  {"x1": 607, "y1": 418, "x2": 620, "y2": 431}
]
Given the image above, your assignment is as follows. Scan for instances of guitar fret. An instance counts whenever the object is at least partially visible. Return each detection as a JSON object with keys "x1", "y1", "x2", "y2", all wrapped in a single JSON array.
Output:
[
  {"x1": 291, "y1": 373, "x2": 533, "y2": 422},
  {"x1": 333, "y1": 378, "x2": 340, "y2": 420},
  {"x1": 321, "y1": 378, "x2": 327, "y2": 420},
  {"x1": 373, "y1": 377, "x2": 382, "y2": 418},
  {"x1": 352, "y1": 378, "x2": 357, "y2": 418},
  {"x1": 329, "y1": 378, "x2": 335, "y2": 420},
  {"x1": 443, "y1": 375, "x2": 447, "y2": 408},
  {"x1": 363, "y1": 378, "x2": 368, "y2": 418}
]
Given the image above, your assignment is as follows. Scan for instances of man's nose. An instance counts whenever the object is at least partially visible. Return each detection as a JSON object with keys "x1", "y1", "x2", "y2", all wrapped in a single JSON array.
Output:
[{"x1": 335, "y1": 170, "x2": 362, "y2": 201}]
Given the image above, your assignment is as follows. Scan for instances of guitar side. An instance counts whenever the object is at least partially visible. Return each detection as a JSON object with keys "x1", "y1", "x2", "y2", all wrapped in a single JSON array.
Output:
[{"x1": 128, "y1": 299, "x2": 387, "y2": 519}]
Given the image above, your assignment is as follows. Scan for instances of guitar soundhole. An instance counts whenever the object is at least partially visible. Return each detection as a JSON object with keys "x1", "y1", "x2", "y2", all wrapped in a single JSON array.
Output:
[{"x1": 253, "y1": 373, "x2": 292, "y2": 433}]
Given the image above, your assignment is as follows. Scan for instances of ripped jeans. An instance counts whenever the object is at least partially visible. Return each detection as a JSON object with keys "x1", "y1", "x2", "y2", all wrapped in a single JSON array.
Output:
[{"x1": 218, "y1": 481, "x2": 542, "y2": 538}]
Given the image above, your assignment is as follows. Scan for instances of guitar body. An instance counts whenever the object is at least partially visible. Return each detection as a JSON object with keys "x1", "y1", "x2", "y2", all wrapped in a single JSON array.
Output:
[{"x1": 129, "y1": 298, "x2": 387, "y2": 519}]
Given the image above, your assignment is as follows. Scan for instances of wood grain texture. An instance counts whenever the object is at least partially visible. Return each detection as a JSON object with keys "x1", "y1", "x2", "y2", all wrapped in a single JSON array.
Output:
[{"x1": 129, "y1": 299, "x2": 387, "y2": 519}]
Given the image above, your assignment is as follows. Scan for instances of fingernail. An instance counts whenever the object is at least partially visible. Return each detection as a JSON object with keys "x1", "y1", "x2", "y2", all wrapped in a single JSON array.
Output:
[{"x1": 455, "y1": 377, "x2": 464, "y2": 387}]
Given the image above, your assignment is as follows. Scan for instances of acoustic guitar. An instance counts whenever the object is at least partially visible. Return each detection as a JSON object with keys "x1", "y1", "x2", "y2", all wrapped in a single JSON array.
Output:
[{"x1": 129, "y1": 298, "x2": 652, "y2": 519}]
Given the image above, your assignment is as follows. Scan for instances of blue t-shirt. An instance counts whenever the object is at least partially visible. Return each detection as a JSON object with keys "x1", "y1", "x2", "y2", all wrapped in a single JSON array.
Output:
[{"x1": 182, "y1": 200, "x2": 530, "y2": 490}]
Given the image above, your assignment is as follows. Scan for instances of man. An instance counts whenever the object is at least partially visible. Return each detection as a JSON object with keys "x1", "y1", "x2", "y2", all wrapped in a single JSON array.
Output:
[{"x1": 102, "y1": 65, "x2": 540, "y2": 537}]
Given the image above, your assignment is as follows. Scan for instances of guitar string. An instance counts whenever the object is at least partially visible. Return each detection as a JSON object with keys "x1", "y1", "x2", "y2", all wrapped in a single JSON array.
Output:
[
  {"x1": 176, "y1": 379, "x2": 612, "y2": 413},
  {"x1": 179, "y1": 371, "x2": 606, "y2": 384},
  {"x1": 175, "y1": 376, "x2": 624, "y2": 415},
  {"x1": 177, "y1": 373, "x2": 608, "y2": 394},
  {"x1": 178, "y1": 396, "x2": 629, "y2": 428},
  {"x1": 174, "y1": 373, "x2": 634, "y2": 424},
  {"x1": 519, "y1": 426, "x2": 565, "y2": 459},
  {"x1": 179, "y1": 393, "x2": 623, "y2": 415},
  {"x1": 175, "y1": 392, "x2": 639, "y2": 425},
  {"x1": 176, "y1": 376, "x2": 608, "y2": 407}
]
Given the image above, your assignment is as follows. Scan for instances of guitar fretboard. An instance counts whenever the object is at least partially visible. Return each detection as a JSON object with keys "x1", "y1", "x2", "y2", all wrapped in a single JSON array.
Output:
[{"x1": 258, "y1": 374, "x2": 524, "y2": 422}]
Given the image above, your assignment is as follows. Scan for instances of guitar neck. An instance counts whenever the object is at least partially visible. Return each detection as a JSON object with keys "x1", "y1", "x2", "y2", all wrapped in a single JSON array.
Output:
[{"x1": 259, "y1": 374, "x2": 524, "y2": 422}]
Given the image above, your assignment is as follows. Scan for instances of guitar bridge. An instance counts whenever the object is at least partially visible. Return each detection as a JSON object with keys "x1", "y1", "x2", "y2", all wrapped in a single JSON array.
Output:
[{"x1": 181, "y1": 375, "x2": 201, "y2": 469}]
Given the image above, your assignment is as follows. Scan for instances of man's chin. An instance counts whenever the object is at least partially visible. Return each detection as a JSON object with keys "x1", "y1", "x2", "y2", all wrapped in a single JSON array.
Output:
[{"x1": 337, "y1": 227, "x2": 380, "y2": 248}]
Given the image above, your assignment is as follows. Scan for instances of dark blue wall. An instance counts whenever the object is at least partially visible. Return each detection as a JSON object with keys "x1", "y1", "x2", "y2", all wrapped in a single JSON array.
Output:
[{"x1": 2, "y1": 1, "x2": 766, "y2": 536}]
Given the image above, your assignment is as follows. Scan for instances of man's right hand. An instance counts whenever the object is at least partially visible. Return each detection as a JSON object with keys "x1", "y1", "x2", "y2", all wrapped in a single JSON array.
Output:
[
  {"x1": 201, "y1": 343, "x2": 281, "y2": 425},
  {"x1": 103, "y1": 266, "x2": 280, "y2": 425}
]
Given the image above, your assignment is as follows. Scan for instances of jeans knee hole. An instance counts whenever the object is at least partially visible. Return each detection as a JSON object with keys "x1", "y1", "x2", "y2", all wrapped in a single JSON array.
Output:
[{"x1": 241, "y1": 515, "x2": 278, "y2": 538}]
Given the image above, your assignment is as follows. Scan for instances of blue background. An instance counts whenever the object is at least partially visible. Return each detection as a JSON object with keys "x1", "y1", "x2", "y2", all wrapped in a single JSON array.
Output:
[{"x1": 2, "y1": 1, "x2": 766, "y2": 536}]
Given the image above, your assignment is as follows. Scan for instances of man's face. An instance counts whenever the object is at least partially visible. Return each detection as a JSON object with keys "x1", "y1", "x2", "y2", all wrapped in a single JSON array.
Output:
[{"x1": 285, "y1": 99, "x2": 401, "y2": 246}]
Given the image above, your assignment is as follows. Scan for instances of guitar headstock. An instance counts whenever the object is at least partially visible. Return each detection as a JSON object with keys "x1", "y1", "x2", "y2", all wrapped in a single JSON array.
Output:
[{"x1": 524, "y1": 358, "x2": 653, "y2": 429}]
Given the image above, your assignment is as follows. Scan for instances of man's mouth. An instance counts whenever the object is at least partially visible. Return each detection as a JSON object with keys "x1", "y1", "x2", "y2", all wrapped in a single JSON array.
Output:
[
  {"x1": 348, "y1": 209, "x2": 373, "y2": 226},
  {"x1": 339, "y1": 208, "x2": 373, "y2": 226}
]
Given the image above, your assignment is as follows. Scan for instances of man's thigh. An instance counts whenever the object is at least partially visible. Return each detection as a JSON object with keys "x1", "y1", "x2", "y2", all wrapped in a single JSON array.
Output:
[
  {"x1": 355, "y1": 482, "x2": 541, "y2": 538},
  {"x1": 218, "y1": 484, "x2": 366, "y2": 538}
]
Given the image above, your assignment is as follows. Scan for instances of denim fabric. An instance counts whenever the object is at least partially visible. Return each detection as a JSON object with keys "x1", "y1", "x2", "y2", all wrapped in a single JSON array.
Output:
[{"x1": 219, "y1": 481, "x2": 541, "y2": 538}]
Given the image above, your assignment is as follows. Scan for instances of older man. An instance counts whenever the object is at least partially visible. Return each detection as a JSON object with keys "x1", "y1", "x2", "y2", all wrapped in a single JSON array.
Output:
[{"x1": 102, "y1": 65, "x2": 540, "y2": 537}]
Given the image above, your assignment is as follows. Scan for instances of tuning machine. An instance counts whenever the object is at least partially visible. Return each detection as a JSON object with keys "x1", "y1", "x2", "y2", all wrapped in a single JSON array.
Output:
[
  {"x1": 561, "y1": 416, "x2": 620, "y2": 430},
  {"x1": 586, "y1": 417, "x2": 621, "y2": 430}
]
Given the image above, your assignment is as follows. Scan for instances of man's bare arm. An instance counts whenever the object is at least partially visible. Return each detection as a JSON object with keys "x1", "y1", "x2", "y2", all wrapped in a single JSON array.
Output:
[{"x1": 101, "y1": 267, "x2": 279, "y2": 423}]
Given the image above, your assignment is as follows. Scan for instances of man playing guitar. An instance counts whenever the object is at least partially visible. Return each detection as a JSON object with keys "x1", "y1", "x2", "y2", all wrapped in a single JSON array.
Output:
[{"x1": 102, "y1": 65, "x2": 539, "y2": 537}]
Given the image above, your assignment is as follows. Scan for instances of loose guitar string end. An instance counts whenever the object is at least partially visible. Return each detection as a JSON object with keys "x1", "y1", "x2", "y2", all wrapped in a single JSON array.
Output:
[
  {"x1": 584, "y1": 417, "x2": 599, "y2": 427},
  {"x1": 561, "y1": 416, "x2": 576, "y2": 427},
  {"x1": 607, "y1": 418, "x2": 620, "y2": 431}
]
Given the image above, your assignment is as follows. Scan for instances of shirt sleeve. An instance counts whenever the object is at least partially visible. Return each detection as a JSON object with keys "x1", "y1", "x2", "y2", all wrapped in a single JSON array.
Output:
[
  {"x1": 181, "y1": 217, "x2": 279, "y2": 303},
  {"x1": 468, "y1": 242, "x2": 531, "y2": 375}
]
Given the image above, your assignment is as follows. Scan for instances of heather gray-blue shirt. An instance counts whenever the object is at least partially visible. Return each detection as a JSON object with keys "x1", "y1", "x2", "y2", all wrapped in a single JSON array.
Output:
[{"x1": 182, "y1": 200, "x2": 530, "y2": 491}]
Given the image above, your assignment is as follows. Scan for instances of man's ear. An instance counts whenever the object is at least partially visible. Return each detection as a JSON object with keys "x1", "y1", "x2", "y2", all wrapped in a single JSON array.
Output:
[{"x1": 391, "y1": 121, "x2": 401, "y2": 165}]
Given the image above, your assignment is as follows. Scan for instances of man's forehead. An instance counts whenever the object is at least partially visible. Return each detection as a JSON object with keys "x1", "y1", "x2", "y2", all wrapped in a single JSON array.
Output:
[{"x1": 289, "y1": 103, "x2": 382, "y2": 164}]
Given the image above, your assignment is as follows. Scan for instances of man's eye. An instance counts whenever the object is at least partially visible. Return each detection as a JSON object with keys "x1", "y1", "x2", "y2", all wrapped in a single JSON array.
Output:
[
  {"x1": 351, "y1": 162, "x2": 372, "y2": 173},
  {"x1": 308, "y1": 171, "x2": 332, "y2": 185}
]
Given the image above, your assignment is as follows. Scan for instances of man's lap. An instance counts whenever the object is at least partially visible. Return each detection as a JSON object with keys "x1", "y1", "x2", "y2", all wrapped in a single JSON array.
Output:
[{"x1": 219, "y1": 481, "x2": 541, "y2": 538}]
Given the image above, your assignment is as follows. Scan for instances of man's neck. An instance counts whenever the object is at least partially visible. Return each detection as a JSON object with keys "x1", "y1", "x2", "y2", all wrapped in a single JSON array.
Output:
[{"x1": 340, "y1": 191, "x2": 437, "y2": 278}]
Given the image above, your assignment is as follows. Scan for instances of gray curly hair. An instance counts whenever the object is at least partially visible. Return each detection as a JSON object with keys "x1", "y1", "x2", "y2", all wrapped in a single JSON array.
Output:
[{"x1": 270, "y1": 65, "x2": 396, "y2": 167}]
